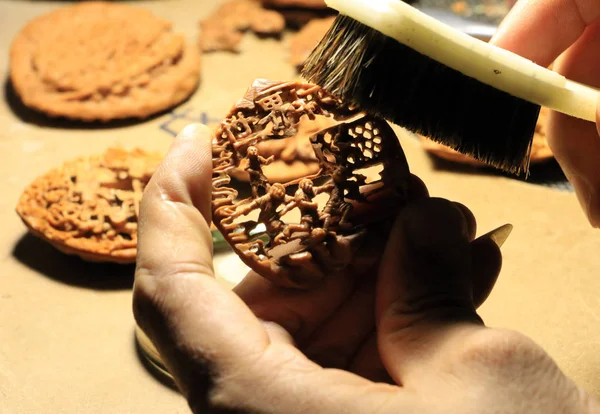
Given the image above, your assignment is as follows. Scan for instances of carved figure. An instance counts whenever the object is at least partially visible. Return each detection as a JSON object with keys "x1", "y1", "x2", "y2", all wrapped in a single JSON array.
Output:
[
  {"x1": 277, "y1": 178, "x2": 321, "y2": 239},
  {"x1": 245, "y1": 145, "x2": 273, "y2": 197},
  {"x1": 231, "y1": 182, "x2": 291, "y2": 242}
]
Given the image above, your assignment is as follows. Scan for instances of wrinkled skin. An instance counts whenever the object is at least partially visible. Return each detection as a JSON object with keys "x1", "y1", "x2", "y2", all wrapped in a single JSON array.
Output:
[{"x1": 133, "y1": 125, "x2": 599, "y2": 414}]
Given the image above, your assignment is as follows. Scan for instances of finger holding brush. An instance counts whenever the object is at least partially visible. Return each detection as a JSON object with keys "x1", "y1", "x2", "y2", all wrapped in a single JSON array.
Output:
[{"x1": 492, "y1": 0, "x2": 600, "y2": 228}]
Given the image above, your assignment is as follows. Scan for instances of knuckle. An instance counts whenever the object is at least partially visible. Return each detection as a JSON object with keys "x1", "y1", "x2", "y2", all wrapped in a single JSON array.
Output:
[
  {"x1": 186, "y1": 370, "x2": 254, "y2": 414},
  {"x1": 132, "y1": 261, "x2": 214, "y2": 323},
  {"x1": 200, "y1": 362, "x2": 265, "y2": 411},
  {"x1": 204, "y1": 377, "x2": 251, "y2": 412},
  {"x1": 459, "y1": 328, "x2": 551, "y2": 374}
]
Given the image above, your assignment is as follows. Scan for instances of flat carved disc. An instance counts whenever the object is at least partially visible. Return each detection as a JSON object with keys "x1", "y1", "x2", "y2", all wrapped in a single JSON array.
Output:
[{"x1": 211, "y1": 79, "x2": 411, "y2": 288}]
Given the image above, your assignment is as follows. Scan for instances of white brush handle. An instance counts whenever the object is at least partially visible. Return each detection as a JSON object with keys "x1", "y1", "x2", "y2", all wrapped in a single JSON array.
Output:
[{"x1": 326, "y1": 0, "x2": 598, "y2": 122}]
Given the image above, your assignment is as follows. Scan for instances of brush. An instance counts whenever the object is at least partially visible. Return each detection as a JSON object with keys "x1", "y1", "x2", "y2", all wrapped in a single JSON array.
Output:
[
  {"x1": 301, "y1": 0, "x2": 599, "y2": 175},
  {"x1": 416, "y1": 7, "x2": 498, "y2": 40}
]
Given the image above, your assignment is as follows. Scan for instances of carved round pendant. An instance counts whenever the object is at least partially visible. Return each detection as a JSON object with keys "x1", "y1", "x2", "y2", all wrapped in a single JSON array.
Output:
[{"x1": 211, "y1": 79, "x2": 411, "y2": 288}]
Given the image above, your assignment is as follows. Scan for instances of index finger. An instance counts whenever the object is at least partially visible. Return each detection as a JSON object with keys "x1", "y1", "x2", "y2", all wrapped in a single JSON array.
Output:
[{"x1": 491, "y1": 0, "x2": 600, "y2": 66}]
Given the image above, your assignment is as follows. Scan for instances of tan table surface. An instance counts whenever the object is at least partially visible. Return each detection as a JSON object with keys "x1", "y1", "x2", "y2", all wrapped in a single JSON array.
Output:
[{"x1": 0, "y1": 1, "x2": 598, "y2": 413}]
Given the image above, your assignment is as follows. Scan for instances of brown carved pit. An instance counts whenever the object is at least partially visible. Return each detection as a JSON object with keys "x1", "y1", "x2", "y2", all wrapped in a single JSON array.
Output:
[{"x1": 211, "y1": 79, "x2": 411, "y2": 289}]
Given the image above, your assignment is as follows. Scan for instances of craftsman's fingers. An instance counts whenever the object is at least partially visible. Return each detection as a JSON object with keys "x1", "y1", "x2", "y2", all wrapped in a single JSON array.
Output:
[
  {"x1": 491, "y1": 0, "x2": 600, "y2": 67},
  {"x1": 300, "y1": 272, "x2": 377, "y2": 368},
  {"x1": 235, "y1": 267, "x2": 378, "y2": 371},
  {"x1": 452, "y1": 201, "x2": 477, "y2": 241},
  {"x1": 375, "y1": 198, "x2": 503, "y2": 386},
  {"x1": 470, "y1": 234, "x2": 503, "y2": 308},
  {"x1": 234, "y1": 269, "x2": 361, "y2": 341},
  {"x1": 406, "y1": 173, "x2": 430, "y2": 201},
  {"x1": 133, "y1": 124, "x2": 269, "y2": 398},
  {"x1": 234, "y1": 173, "x2": 430, "y2": 343},
  {"x1": 546, "y1": 22, "x2": 600, "y2": 228},
  {"x1": 492, "y1": 1, "x2": 600, "y2": 227},
  {"x1": 347, "y1": 334, "x2": 394, "y2": 383},
  {"x1": 132, "y1": 125, "x2": 412, "y2": 414}
]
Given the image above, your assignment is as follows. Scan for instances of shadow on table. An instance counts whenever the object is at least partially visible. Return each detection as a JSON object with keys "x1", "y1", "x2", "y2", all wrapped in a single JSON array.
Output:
[
  {"x1": 3, "y1": 77, "x2": 169, "y2": 130},
  {"x1": 12, "y1": 233, "x2": 135, "y2": 290},
  {"x1": 424, "y1": 152, "x2": 573, "y2": 192}
]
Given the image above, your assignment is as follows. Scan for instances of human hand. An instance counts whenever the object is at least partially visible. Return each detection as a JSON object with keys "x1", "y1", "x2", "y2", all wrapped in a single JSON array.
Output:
[
  {"x1": 491, "y1": 0, "x2": 600, "y2": 228},
  {"x1": 133, "y1": 124, "x2": 599, "y2": 413}
]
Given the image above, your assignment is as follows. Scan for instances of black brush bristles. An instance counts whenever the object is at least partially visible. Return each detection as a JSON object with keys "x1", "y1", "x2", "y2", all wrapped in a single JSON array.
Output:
[{"x1": 301, "y1": 15, "x2": 540, "y2": 176}]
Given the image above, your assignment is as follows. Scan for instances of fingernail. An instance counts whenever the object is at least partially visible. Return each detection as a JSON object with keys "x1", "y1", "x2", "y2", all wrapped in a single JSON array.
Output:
[
  {"x1": 178, "y1": 123, "x2": 211, "y2": 142},
  {"x1": 481, "y1": 223, "x2": 513, "y2": 248}
]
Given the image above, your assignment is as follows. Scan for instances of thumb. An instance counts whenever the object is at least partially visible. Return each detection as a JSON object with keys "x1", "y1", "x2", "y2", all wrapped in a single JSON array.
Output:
[
  {"x1": 375, "y1": 198, "x2": 504, "y2": 386},
  {"x1": 133, "y1": 124, "x2": 270, "y2": 398}
]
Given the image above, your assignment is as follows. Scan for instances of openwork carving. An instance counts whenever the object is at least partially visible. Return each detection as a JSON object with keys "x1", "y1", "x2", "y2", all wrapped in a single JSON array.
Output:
[
  {"x1": 212, "y1": 79, "x2": 411, "y2": 288},
  {"x1": 16, "y1": 148, "x2": 163, "y2": 263}
]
